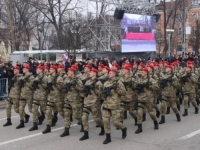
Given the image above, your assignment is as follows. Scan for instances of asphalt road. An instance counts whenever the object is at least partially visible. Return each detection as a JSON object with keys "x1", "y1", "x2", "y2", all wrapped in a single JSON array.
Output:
[
  {"x1": 0, "y1": 103, "x2": 200, "y2": 150},
  {"x1": 122, "y1": 40, "x2": 156, "y2": 52}
]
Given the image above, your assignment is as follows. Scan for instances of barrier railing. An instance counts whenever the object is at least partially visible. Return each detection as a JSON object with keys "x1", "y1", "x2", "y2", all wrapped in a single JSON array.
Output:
[{"x1": 0, "y1": 78, "x2": 8, "y2": 101}]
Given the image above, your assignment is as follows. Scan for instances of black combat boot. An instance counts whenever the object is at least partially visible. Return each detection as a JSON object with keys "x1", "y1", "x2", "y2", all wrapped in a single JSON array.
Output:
[
  {"x1": 16, "y1": 120, "x2": 25, "y2": 129},
  {"x1": 154, "y1": 121, "x2": 159, "y2": 130},
  {"x1": 79, "y1": 131, "x2": 89, "y2": 141},
  {"x1": 176, "y1": 114, "x2": 181, "y2": 122},
  {"x1": 124, "y1": 111, "x2": 127, "y2": 119},
  {"x1": 182, "y1": 109, "x2": 188, "y2": 116},
  {"x1": 166, "y1": 107, "x2": 170, "y2": 114},
  {"x1": 51, "y1": 118, "x2": 57, "y2": 127},
  {"x1": 29, "y1": 122, "x2": 38, "y2": 131},
  {"x1": 195, "y1": 107, "x2": 199, "y2": 114},
  {"x1": 99, "y1": 127, "x2": 105, "y2": 136},
  {"x1": 3, "y1": 118, "x2": 12, "y2": 127},
  {"x1": 156, "y1": 110, "x2": 160, "y2": 118},
  {"x1": 80, "y1": 124, "x2": 84, "y2": 132},
  {"x1": 96, "y1": 124, "x2": 100, "y2": 128},
  {"x1": 24, "y1": 114, "x2": 30, "y2": 123},
  {"x1": 38, "y1": 116, "x2": 44, "y2": 125},
  {"x1": 121, "y1": 127, "x2": 127, "y2": 139},
  {"x1": 177, "y1": 105, "x2": 181, "y2": 111},
  {"x1": 42, "y1": 125, "x2": 51, "y2": 134},
  {"x1": 77, "y1": 122, "x2": 81, "y2": 125},
  {"x1": 134, "y1": 118, "x2": 138, "y2": 126},
  {"x1": 142, "y1": 114, "x2": 146, "y2": 122},
  {"x1": 41, "y1": 111, "x2": 45, "y2": 119},
  {"x1": 135, "y1": 124, "x2": 142, "y2": 134},
  {"x1": 103, "y1": 134, "x2": 111, "y2": 144},
  {"x1": 70, "y1": 113, "x2": 73, "y2": 122},
  {"x1": 60, "y1": 127, "x2": 70, "y2": 137},
  {"x1": 159, "y1": 116, "x2": 165, "y2": 124}
]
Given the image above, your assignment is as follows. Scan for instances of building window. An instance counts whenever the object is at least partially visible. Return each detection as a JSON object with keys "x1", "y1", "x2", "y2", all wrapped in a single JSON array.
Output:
[{"x1": 193, "y1": 0, "x2": 200, "y2": 5}]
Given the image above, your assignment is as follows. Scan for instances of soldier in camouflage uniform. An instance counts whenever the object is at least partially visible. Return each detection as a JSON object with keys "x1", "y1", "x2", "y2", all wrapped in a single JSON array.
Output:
[
  {"x1": 42, "y1": 65, "x2": 64, "y2": 134},
  {"x1": 3, "y1": 66, "x2": 23, "y2": 126},
  {"x1": 79, "y1": 68, "x2": 105, "y2": 141},
  {"x1": 102, "y1": 67, "x2": 127, "y2": 144},
  {"x1": 60, "y1": 67, "x2": 84, "y2": 137},
  {"x1": 134, "y1": 68, "x2": 159, "y2": 134},
  {"x1": 159, "y1": 65, "x2": 181, "y2": 124},
  {"x1": 16, "y1": 65, "x2": 35, "y2": 129},
  {"x1": 29, "y1": 65, "x2": 48, "y2": 131},
  {"x1": 180, "y1": 65, "x2": 199, "y2": 116},
  {"x1": 119, "y1": 65, "x2": 137, "y2": 126}
]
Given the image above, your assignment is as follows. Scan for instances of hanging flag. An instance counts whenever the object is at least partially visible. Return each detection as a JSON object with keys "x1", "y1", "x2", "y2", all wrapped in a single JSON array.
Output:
[{"x1": 61, "y1": 54, "x2": 68, "y2": 62}]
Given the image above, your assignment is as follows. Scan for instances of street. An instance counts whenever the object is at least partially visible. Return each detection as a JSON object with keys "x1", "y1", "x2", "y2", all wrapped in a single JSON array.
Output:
[
  {"x1": 0, "y1": 103, "x2": 200, "y2": 150},
  {"x1": 122, "y1": 40, "x2": 156, "y2": 52}
]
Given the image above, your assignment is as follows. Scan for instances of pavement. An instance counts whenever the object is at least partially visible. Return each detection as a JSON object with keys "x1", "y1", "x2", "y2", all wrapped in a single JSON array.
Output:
[{"x1": 0, "y1": 102, "x2": 200, "y2": 150}]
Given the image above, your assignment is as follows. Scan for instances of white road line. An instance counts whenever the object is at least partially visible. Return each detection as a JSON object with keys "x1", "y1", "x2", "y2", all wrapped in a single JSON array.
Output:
[
  {"x1": 0, "y1": 120, "x2": 94, "y2": 146},
  {"x1": 0, "y1": 116, "x2": 18, "y2": 121},
  {"x1": 178, "y1": 129, "x2": 200, "y2": 140}
]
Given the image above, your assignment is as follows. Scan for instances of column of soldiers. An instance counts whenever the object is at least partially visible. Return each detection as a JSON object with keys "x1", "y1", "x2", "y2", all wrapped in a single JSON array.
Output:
[{"x1": 3, "y1": 59, "x2": 200, "y2": 144}]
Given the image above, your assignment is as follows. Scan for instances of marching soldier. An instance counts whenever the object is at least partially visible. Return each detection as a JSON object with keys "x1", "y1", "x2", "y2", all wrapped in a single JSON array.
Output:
[
  {"x1": 16, "y1": 65, "x2": 35, "y2": 129},
  {"x1": 102, "y1": 67, "x2": 127, "y2": 144},
  {"x1": 159, "y1": 65, "x2": 181, "y2": 124},
  {"x1": 42, "y1": 65, "x2": 64, "y2": 134},
  {"x1": 134, "y1": 68, "x2": 159, "y2": 134},
  {"x1": 60, "y1": 67, "x2": 84, "y2": 137},
  {"x1": 3, "y1": 66, "x2": 23, "y2": 126},
  {"x1": 180, "y1": 65, "x2": 199, "y2": 116},
  {"x1": 79, "y1": 68, "x2": 104, "y2": 141},
  {"x1": 29, "y1": 65, "x2": 48, "y2": 131}
]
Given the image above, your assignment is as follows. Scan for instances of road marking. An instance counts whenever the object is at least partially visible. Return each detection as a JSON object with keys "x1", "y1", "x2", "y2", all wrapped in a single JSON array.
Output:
[
  {"x1": 0, "y1": 120, "x2": 94, "y2": 146},
  {"x1": 0, "y1": 116, "x2": 18, "y2": 121},
  {"x1": 178, "y1": 129, "x2": 200, "y2": 140}
]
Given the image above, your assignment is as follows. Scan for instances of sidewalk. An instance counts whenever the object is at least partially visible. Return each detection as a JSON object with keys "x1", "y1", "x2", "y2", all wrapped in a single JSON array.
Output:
[{"x1": 0, "y1": 100, "x2": 7, "y2": 108}]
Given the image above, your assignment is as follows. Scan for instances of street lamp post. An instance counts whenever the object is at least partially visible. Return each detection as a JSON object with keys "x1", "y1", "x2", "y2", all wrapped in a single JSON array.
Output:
[{"x1": 166, "y1": 29, "x2": 174, "y2": 61}]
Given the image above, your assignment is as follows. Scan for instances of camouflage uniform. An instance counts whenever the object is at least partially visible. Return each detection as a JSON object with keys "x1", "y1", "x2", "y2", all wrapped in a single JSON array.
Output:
[
  {"x1": 159, "y1": 73, "x2": 181, "y2": 124},
  {"x1": 181, "y1": 71, "x2": 199, "y2": 115},
  {"x1": 19, "y1": 74, "x2": 35, "y2": 120},
  {"x1": 102, "y1": 78, "x2": 126, "y2": 134},
  {"x1": 82, "y1": 78, "x2": 104, "y2": 131},
  {"x1": 46, "y1": 74, "x2": 64, "y2": 126},
  {"x1": 63, "y1": 76, "x2": 83, "y2": 128},
  {"x1": 5, "y1": 74, "x2": 22, "y2": 119},
  {"x1": 32, "y1": 75, "x2": 48, "y2": 124}
]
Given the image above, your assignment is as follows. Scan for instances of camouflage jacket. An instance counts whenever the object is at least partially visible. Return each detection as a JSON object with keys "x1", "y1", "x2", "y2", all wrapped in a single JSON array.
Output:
[
  {"x1": 75, "y1": 71, "x2": 82, "y2": 78},
  {"x1": 33, "y1": 75, "x2": 48, "y2": 101},
  {"x1": 9, "y1": 74, "x2": 22, "y2": 99},
  {"x1": 83, "y1": 78, "x2": 103, "y2": 107},
  {"x1": 79, "y1": 73, "x2": 90, "y2": 98},
  {"x1": 120, "y1": 75, "x2": 136, "y2": 102},
  {"x1": 181, "y1": 72, "x2": 198, "y2": 94},
  {"x1": 20, "y1": 74, "x2": 35, "y2": 100},
  {"x1": 134, "y1": 76, "x2": 159, "y2": 103},
  {"x1": 102, "y1": 78, "x2": 126, "y2": 110},
  {"x1": 98, "y1": 74, "x2": 108, "y2": 85},
  {"x1": 160, "y1": 73, "x2": 178, "y2": 98},
  {"x1": 63, "y1": 76, "x2": 83, "y2": 103},
  {"x1": 47, "y1": 74, "x2": 64, "y2": 102}
]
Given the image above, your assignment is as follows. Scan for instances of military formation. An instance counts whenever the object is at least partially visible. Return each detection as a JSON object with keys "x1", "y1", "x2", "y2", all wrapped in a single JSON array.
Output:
[{"x1": 3, "y1": 60, "x2": 200, "y2": 144}]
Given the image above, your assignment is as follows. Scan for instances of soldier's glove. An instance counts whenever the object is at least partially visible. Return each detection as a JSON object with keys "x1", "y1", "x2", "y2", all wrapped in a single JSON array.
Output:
[
  {"x1": 102, "y1": 87, "x2": 112, "y2": 96},
  {"x1": 180, "y1": 76, "x2": 188, "y2": 84},
  {"x1": 198, "y1": 83, "x2": 200, "y2": 89},
  {"x1": 135, "y1": 84, "x2": 144, "y2": 93},
  {"x1": 160, "y1": 79, "x2": 168, "y2": 87},
  {"x1": 18, "y1": 80, "x2": 24, "y2": 87},
  {"x1": 46, "y1": 83, "x2": 54, "y2": 91},
  {"x1": 83, "y1": 86, "x2": 91, "y2": 95},
  {"x1": 32, "y1": 81, "x2": 39, "y2": 90},
  {"x1": 64, "y1": 83, "x2": 72, "y2": 91}
]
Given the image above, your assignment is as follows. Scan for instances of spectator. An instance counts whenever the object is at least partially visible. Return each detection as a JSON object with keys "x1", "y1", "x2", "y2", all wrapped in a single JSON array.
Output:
[
  {"x1": 0, "y1": 62, "x2": 6, "y2": 100},
  {"x1": 65, "y1": 59, "x2": 71, "y2": 72}
]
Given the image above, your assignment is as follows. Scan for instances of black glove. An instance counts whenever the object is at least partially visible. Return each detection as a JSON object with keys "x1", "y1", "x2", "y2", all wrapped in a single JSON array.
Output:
[
  {"x1": 135, "y1": 84, "x2": 144, "y2": 93},
  {"x1": 46, "y1": 83, "x2": 53, "y2": 91},
  {"x1": 83, "y1": 86, "x2": 91, "y2": 95},
  {"x1": 102, "y1": 87, "x2": 112, "y2": 96},
  {"x1": 180, "y1": 76, "x2": 188, "y2": 84},
  {"x1": 32, "y1": 81, "x2": 39, "y2": 90},
  {"x1": 63, "y1": 83, "x2": 72, "y2": 91},
  {"x1": 18, "y1": 80, "x2": 24, "y2": 87},
  {"x1": 160, "y1": 79, "x2": 168, "y2": 87}
]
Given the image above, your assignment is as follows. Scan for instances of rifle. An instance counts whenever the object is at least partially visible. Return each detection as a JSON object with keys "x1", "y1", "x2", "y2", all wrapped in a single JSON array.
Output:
[
  {"x1": 123, "y1": 81, "x2": 131, "y2": 91},
  {"x1": 32, "y1": 76, "x2": 44, "y2": 90},
  {"x1": 159, "y1": 75, "x2": 173, "y2": 88},
  {"x1": 135, "y1": 78, "x2": 150, "y2": 94},
  {"x1": 18, "y1": 75, "x2": 31, "y2": 87},
  {"x1": 63, "y1": 78, "x2": 77, "y2": 92},
  {"x1": 45, "y1": 75, "x2": 59, "y2": 91},
  {"x1": 83, "y1": 79, "x2": 98, "y2": 96},
  {"x1": 180, "y1": 73, "x2": 191, "y2": 84}
]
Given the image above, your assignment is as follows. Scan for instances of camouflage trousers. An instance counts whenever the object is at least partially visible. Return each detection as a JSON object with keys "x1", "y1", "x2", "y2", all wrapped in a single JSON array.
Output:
[
  {"x1": 19, "y1": 98, "x2": 32, "y2": 120},
  {"x1": 46, "y1": 101, "x2": 64, "y2": 125},
  {"x1": 119, "y1": 101, "x2": 137, "y2": 121},
  {"x1": 184, "y1": 93, "x2": 197, "y2": 109},
  {"x1": 32, "y1": 100, "x2": 47, "y2": 123},
  {"x1": 103, "y1": 107, "x2": 125, "y2": 134},
  {"x1": 82, "y1": 105, "x2": 104, "y2": 131},
  {"x1": 160, "y1": 97, "x2": 179, "y2": 116},
  {"x1": 63, "y1": 101, "x2": 82, "y2": 128},
  {"x1": 6, "y1": 98, "x2": 20, "y2": 118},
  {"x1": 137, "y1": 102, "x2": 157, "y2": 124}
]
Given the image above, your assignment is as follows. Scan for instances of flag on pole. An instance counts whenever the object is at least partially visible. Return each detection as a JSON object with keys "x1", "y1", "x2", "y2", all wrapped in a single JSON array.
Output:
[{"x1": 61, "y1": 54, "x2": 68, "y2": 62}]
